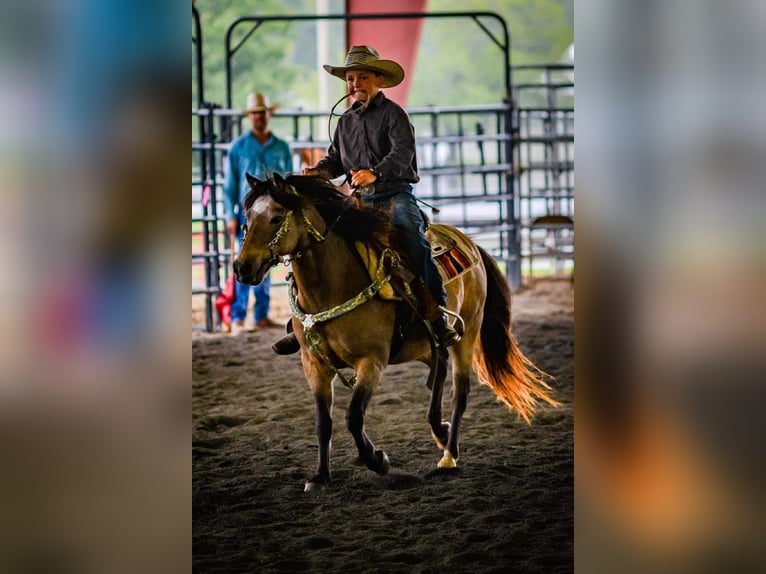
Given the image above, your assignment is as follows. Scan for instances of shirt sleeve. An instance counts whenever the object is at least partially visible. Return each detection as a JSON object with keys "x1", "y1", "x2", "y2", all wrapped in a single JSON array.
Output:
[
  {"x1": 315, "y1": 123, "x2": 345, "y2": 178},
  {"x1": 376, "y1": 106, "x2": 416, "y2": 180},
  {"x1": 222, "y1": 143, "x2": 238, "y2": 221}
]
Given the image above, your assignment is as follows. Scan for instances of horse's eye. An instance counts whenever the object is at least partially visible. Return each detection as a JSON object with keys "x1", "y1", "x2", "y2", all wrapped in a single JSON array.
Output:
[{"x1": 270, "y1": 216, "x2": 284, "y2": 225}]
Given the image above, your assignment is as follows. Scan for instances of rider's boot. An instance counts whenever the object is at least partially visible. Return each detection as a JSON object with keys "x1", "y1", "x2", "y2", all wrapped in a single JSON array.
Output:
[
  {"x1": 272, "y1": 320, "x2": 300, "y2": 355},
  {"x1": 411, "y1": 280, "x2": 461, "y2": 348}
]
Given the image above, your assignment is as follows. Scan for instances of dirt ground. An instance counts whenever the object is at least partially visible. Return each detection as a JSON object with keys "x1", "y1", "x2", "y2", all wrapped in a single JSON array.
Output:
[{"x1": 192, "y1": 282, "x2": 573, "y2": 573}]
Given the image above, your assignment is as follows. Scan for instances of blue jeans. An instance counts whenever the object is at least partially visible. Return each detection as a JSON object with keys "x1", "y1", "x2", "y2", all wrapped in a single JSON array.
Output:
[
  {"x1": 232, "y1": 224, "x2": 271, "y2": 323},
  {"x1": 362, "y1": 188, "x2": 446, "y2": 306},
  {"x1": 232, "y1": 273, "x2": 270, "y2": 323}
]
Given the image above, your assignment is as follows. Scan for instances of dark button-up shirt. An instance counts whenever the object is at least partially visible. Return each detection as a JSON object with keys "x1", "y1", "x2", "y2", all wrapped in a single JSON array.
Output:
[{"x1": 316, "y1": 92, "x2": 419, "y2": 185}]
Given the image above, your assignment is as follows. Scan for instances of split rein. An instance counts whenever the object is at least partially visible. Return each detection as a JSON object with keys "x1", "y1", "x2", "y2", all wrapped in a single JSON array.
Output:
[{"x1": 263, "y1": 204, "x2": 400, "y2": 388}]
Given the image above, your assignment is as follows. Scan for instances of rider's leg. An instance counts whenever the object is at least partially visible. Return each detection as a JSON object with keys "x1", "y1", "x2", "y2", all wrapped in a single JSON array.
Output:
[{"x1": 387, "y1": 192, "x2": 460, "y2": 347}]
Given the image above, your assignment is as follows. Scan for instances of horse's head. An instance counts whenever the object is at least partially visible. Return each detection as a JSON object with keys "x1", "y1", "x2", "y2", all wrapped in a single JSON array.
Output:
[{"x1": 233, "y1": 173, "x2": 325, "y2": 285}]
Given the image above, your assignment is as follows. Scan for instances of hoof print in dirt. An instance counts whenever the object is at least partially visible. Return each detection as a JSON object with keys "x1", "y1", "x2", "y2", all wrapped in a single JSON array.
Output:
[{"x1": 424, "y1": 467, "x2": 463, "y2": 480}]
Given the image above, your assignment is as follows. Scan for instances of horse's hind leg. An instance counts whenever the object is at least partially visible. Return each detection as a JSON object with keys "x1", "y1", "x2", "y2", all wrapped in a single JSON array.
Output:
[
  {"x1": 427, "y1": 347, "x2": 450, "y2": 450},
  {"x1": 438, "y1": 344, "x2": 473, "y2": 468},
  {"x1": 346, "y1": 361, "x2": 389, "y2": 475}
]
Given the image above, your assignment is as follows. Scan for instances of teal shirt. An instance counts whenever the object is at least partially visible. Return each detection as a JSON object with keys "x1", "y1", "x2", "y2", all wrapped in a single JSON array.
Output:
[{"x1": 223, "y1": 132, "x2": 292, "y2": 221}]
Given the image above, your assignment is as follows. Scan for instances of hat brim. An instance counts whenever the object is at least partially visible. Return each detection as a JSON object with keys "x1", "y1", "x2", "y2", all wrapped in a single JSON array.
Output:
[
  {"x1": 243, "y1": 104, "x2": 279, "y2": 114},
  {"x1": 323, "y1": 61, "x2": 404, "y2": 88}
]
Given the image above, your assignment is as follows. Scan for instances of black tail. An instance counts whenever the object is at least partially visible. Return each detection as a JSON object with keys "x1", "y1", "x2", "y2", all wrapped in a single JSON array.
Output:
[{"x1": 473, "y1": 246, "x2": 559, "y2": 423}]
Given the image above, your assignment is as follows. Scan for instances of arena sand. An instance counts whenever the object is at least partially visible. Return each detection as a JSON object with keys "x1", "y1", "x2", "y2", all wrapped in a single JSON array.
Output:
[{"x1": 193, "y1": 282, "x2": 573, "y2": 573}]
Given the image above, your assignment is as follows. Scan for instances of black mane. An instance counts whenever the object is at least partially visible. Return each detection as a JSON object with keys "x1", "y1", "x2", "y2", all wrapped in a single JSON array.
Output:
[{"x1": 243, "y1": 174, "x2": 394, "y2": 250}]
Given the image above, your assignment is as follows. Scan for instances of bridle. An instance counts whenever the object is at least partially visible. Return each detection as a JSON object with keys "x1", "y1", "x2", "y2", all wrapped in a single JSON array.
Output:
[
  {"x1": 244, "y1": 189, "x2": 336, "y2": 269},
  {"x1": 263, "y1": 208, "x2": 328, "y2": 268}
]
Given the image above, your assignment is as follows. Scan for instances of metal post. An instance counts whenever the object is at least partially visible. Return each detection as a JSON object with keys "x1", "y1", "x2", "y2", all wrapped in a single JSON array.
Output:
[
  {"x1": 430, "y1": 110, "x2": 439, "y2": 203},
  {"x1": 193, "y1": 6, "x2": 204, "y2": 109},
  {"x1": 203, "y1": 104, "x2": 219, "y2": 332}
]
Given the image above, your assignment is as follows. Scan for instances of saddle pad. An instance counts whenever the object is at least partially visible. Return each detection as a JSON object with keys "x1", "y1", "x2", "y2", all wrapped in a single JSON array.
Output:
[{"x1": 427, "y1": 224, "x2": 480, "y2": 284}]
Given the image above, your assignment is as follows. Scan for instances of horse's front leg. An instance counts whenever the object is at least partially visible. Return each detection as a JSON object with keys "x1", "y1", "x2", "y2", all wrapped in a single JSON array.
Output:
[
  {"x1": 346, "y1": 360, "x2": 389, "y2": 475},
  {"x1": 303, "y1": 358, "x2": 335, "y2": 492}
]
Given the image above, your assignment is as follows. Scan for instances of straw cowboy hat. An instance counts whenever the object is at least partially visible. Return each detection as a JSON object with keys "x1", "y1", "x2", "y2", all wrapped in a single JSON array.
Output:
[
  {"x1": 243, "y1": 92, "x2": 279, "y2": 114},
  {"x1": 323, "y1": 45, "x2": 405, "y2": 88}
]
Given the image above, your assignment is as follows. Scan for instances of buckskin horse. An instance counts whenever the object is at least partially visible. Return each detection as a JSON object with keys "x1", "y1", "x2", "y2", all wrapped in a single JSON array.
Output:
[{"x1": 233, "y1": 173, "x2": 557, "y2": 491}]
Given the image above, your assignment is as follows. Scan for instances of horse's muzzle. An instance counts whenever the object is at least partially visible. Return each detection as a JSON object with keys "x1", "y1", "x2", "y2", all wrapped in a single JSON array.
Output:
[
  {"x1": 232, "y1": 259, "x2": 251, "y2": 284},
  {"x1": 233, "y1": 258, "x2": 268, "y2": 285}
]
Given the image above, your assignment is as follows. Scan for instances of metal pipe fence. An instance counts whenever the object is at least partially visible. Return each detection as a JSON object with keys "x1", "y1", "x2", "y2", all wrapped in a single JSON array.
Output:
[{"x1": 512, "y1": 64, "x2": 575, "y2": 280}]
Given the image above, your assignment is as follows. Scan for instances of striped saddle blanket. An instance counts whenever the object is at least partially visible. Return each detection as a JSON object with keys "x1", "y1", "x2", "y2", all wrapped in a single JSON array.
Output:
[{"x1": 426, "y1": 224, "x2": 480, "y2": 284}]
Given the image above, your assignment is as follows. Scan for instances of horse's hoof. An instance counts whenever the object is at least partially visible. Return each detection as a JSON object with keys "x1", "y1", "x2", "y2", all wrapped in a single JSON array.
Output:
[
  {"x1": 304, "y1": 474, "x2": 329, "y2": 492},
  {"x1": 373, "y1": 450, "x2": 390, "y2": 475},
  {"x1": 430, "y1": 422, "x2": 450, "y2": 450},
  {"x1": 304, "y1": 481, "x2": 327, "y2": 493},
  {"x1": 437, "y1": 450, "x2": 457, "y2": 469}
]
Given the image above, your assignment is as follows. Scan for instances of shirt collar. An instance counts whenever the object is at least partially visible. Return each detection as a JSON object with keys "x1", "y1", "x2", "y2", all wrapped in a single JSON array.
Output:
[{"x1": 248, "y1": 131, "x2": 274, "y2": 146}]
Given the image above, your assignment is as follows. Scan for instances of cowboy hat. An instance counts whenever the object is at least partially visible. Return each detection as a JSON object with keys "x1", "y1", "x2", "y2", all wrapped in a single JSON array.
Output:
[
  {"x1": 243, "y1": 92, "x2": 279, "y2": 114},
  {"x1": 323, "y1": 46, "x2": 405, "y2": 88}
]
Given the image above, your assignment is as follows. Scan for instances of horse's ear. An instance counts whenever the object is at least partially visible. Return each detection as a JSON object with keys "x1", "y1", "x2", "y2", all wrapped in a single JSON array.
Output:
[
  {"x1": 272, "y1": 172, "x2": 284, "y2": 184},
  {"x1": 245, "y1": 173, "x2": 262, "y2": 188}
]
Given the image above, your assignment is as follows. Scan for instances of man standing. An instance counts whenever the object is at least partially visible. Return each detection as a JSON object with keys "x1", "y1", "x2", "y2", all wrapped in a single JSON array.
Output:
[{"x1": 223, "y1": 92, "x2": 291, "y2": 334}]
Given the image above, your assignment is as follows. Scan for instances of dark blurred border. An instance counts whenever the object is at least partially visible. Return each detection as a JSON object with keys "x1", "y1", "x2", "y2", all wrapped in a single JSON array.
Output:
[
  {"x1": 576, "y1": 0, "x2": 766, "y2": 571},
  {"x1": 0, "y1": 2, "x2": 189, "y2": 572}
]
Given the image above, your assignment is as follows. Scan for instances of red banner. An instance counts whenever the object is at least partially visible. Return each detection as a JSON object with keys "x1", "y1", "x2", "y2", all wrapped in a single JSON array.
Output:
[{"x1": 345, "y1": 0, "x2": 427, "y2": 107}]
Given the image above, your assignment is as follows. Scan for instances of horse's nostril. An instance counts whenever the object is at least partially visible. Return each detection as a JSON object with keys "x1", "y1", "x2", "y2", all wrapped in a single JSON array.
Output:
[{"x1": 235, "y1": 261, "x2": 252, "y2": 279}]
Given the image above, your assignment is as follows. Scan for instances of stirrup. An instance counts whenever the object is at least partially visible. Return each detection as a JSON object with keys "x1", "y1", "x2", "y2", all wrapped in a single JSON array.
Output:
[
  {"x1": 431, "y1": 315, "x2": 461, "y2": 348},
  {"x1": 272, "y1": 333, "x2": 300, "y2": 355}
]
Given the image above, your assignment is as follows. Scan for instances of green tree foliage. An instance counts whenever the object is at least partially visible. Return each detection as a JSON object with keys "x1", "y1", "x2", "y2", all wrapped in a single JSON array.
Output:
[
  {"x1": 193, "y1": 0, "x2": 321, "y2": 110},
  {"x1": 410, "y1": 0, "x2": 573, "y2": 106}
]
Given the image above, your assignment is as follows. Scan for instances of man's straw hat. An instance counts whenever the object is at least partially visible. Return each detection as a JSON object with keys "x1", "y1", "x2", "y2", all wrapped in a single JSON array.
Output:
[
  {"x1": 323, "y1": 46, "x2": 405, "y2": 88},
  {"x1": 243, "y1": 92, "x2": 278, "y2": 114}
]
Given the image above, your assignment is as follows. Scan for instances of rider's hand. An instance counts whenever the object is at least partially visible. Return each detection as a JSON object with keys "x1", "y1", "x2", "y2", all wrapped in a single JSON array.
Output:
[{"x1": 350, "y1": 169, "x2": 377, "y2": 188}]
